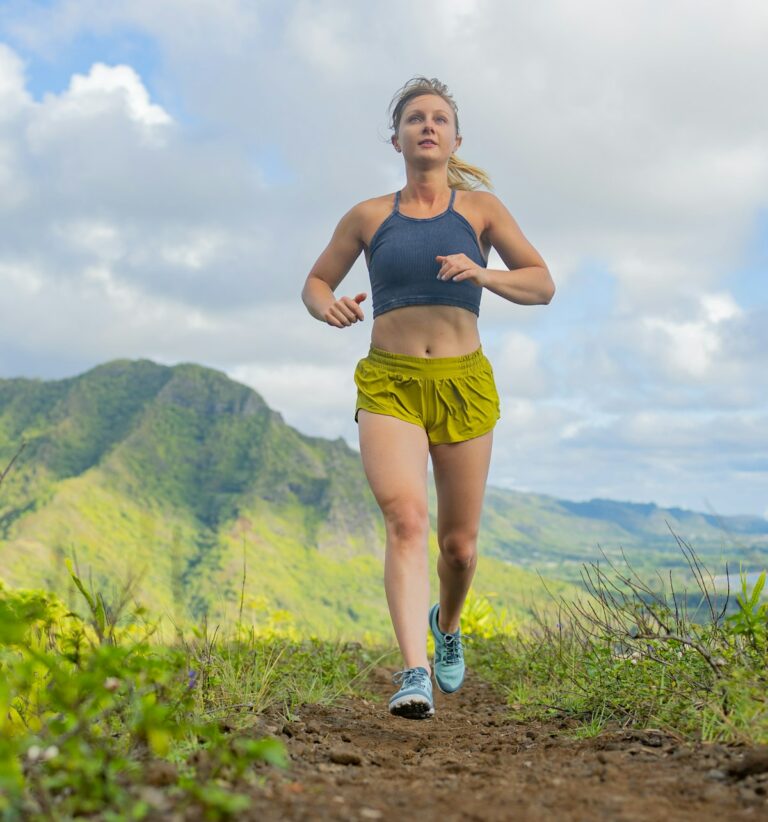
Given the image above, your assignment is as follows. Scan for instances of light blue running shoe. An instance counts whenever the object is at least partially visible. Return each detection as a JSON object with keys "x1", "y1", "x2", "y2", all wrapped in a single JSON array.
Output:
[
  {"x1": 388, "y1": 666, "x2": 434, "y2": 719},
  {"x1": 429, "y1": 603, "x2": 465, "y2": 694}
]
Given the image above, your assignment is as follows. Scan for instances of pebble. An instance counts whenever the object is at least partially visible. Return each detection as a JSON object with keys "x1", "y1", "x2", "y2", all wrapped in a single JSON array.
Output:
[
  {"x1": 281, "y1": 722, "x2": 304, "y2": 738},
  {"x1": 706, "y1": 769, "x2": 728, "y2": 781},
  {"x1": 330, "y1": 747, "x2": 363, "y2": 766},
  {"x1": 726, "y1": 747, "x2": 768, "y2": 778}
]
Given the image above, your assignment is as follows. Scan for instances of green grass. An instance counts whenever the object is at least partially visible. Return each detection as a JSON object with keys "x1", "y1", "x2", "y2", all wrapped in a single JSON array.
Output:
[
  {"x1": 0, "y1": 572, "x2": 383, "y2": 821},
  {"x1": 2, "y1": 540, "x2": 766, "y2": 820},
  {"x1": 467, "y1": 549, "x2": 768, "y2": 745}
]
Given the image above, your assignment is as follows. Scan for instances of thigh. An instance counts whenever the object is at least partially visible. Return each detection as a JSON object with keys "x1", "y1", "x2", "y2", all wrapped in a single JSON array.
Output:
[
  {"x1": 430, "y1": 430, "x2": 493, "y2": 540},
  {"x1": 357, "y1": 410, "x2": 430, "y2": 513}
]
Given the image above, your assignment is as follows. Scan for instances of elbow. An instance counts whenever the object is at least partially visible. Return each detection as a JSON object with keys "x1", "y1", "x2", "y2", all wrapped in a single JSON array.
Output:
[
  {"x1": 540, "y1": 270, "x2": 555, "y2": 305},
  {"x1": 300, "y1": 278, "x2": 314, "y2": 311}
]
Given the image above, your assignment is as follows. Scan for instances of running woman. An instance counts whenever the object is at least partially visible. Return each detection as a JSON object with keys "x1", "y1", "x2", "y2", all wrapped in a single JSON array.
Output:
[{"x1": 302, "y1": 77, "x2": 554, "y2": 719}]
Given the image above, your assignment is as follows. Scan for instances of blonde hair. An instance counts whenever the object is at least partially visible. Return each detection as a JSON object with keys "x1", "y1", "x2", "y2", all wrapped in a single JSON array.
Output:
[{"x1": 388, "y1": 76, "x2": 492, "y2": 191}]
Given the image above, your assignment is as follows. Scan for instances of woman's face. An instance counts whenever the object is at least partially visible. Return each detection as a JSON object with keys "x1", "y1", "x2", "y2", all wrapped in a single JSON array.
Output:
[{"x1": 392, "y1": 94, "x2": 461, "y2": 163}]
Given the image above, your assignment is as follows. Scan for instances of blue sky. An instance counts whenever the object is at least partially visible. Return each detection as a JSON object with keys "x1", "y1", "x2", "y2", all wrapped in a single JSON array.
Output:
[{"x1": 0, "y1": 0, "x2": 766, "y2": 517}]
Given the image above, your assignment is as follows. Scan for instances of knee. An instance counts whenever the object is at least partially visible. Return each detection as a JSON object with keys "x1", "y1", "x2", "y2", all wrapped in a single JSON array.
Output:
[
  {"x1": 440, "y1": 532, "x2": 478, "y2": 570},
  {"x1": 382, "y1": 502, "x2": 429, "y2": 546}
]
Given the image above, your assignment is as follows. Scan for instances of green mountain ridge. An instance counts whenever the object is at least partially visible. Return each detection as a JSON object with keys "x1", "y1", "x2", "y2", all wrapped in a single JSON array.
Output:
[{"x1": 1, "y1": 359, "x2": 765, "y2": 637}]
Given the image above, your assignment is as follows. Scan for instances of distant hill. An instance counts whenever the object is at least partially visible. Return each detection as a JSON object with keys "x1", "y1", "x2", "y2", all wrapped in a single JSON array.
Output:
[
  {"x1": 478, "y1": 489, "x2": 768, "y2": 584},
  {"x1": 1, "y1": 360, "x2": 765, "y2": 636},
  {"x1": 0, "y1": 360, "x2": 574, "y2": 636}
]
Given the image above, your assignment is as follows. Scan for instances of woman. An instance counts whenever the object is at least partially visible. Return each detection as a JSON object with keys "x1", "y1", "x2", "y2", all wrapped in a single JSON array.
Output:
[{"x1": 302, "y1": 77, "x2": 554, "y2": 719}]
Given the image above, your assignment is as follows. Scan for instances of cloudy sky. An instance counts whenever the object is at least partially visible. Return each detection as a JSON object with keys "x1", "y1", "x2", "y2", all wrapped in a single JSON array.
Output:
[{"x1": 0, "y1": 0, "x2": 766, "y2": 517}]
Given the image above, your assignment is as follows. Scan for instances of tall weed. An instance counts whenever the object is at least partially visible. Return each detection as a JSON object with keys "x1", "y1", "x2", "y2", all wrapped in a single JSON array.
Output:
[{"x1": 468, "y1": 534, "x2": 767, "y2": 743}]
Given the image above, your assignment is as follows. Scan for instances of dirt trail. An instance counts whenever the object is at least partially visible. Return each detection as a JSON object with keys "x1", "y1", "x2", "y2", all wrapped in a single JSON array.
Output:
[{"x1": 244, "y1": 667, "x2": 767, "y2": 821}]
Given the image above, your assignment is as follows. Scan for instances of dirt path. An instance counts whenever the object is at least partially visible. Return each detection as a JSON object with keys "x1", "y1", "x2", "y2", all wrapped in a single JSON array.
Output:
[{"x1": 243, "y1": 666, "x2": 768, "y2": 821}]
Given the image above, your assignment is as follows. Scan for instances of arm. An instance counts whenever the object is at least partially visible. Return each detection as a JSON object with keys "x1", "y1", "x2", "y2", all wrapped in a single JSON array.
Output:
[
  {"x1": 436, "y1": 193, "x2": 555, "y2": 305},
  {"x1": 302, "y1": 206, "x2": 368, "y2": 327}
]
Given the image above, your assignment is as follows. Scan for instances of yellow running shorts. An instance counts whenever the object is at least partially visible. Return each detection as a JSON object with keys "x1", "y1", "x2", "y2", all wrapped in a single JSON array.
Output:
[{"x1": 354, "y1": 346, "x2": 501, "y2": 445}]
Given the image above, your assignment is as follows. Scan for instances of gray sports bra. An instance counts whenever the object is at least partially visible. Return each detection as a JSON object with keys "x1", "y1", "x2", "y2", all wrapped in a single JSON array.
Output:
[{"x1": 366, "y1": 189, "x2": 487, "y2": 319}]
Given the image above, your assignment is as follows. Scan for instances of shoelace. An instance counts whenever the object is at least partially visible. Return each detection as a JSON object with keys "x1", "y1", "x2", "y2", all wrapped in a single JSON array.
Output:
[
  {"x1": 442, "y1": 633, "x2": 463, "y2": 665},
  {"x1": 392, "y1": 668, "x2": 430, "y2": 689}
]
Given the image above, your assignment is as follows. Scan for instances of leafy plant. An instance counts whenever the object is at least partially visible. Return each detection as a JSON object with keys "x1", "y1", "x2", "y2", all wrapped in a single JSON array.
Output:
[
  {"x1": 0, "y1": 560, "x2": 372, "y2": 819},
  {"x1": 726, "y1": 570, "x2": 767, "y2": 652}
]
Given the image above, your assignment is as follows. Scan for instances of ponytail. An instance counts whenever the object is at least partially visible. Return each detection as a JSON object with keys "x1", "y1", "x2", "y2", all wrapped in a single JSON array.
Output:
[{"x1": 448, "y1": 154, "x2": 493, "y2": 191}]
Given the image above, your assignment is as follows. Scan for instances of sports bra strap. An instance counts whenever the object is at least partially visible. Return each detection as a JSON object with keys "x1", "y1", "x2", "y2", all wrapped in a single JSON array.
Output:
[{"x1": 393, "y1": 190, "x2": 401, "y2": 212}]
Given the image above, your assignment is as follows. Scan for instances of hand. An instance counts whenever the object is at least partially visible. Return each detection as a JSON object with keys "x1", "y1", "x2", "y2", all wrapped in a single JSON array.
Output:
[
  {"x1": 323, "y1": 292, "x2": 367, "y2": 328},
  {"x1": 435, "y1": 254, "x2": 487, "y2": 286}
]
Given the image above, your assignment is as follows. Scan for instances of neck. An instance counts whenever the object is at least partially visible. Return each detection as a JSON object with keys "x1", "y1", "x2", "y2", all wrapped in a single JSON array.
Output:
[{"x1": 401, "y1": 167, "x2": 451, "y2": 206}]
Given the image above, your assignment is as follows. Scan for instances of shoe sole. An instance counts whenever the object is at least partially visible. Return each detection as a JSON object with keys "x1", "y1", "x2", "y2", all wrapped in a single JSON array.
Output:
[{"x1": 389, "y1": 696, "x2": 435, "y2": 720}]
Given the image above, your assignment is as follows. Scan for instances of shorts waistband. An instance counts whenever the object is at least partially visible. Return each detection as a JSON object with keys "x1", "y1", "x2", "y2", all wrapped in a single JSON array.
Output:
[{"x1": 365, "y1": 345, "x2": 486, "y2": 378}]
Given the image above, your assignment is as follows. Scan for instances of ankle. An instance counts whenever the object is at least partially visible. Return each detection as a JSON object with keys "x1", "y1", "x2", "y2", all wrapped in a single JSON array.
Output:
[
  {"x1": 438, "y1": 616, "x2": 460, "y2": 635},
  {"x1": 404, "y1": 661, "x2": 431, "y2": 676}
]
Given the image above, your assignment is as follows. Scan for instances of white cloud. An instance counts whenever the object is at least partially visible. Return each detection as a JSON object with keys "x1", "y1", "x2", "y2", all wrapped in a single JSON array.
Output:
[
  {"x1": 0, "y1": 42, "x2": 30, "y2": 115},
  {"x1": 702, "y1": 293, "x2": 741, "y2": 324},
  {"x1": 640, "y1": 291, "x2": 745, "y2": 380},
  {"x1": 30, "y1": 62, "x2": 171, "y2": 149},
  {"x1": 492, "y1": 331, "x2": 549, "y2": 399},
  {"x1": 0, "y1": 2, "x2": 767, "y2": 514},
  {"x1": 285, "y1": 3, "x2": 358, "y2": 75}
]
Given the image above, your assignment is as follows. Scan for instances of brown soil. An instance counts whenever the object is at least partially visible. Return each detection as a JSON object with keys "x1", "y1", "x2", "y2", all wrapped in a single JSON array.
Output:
[{"x1": 243, "y1": 667, "x2": 767, "y2": 821}]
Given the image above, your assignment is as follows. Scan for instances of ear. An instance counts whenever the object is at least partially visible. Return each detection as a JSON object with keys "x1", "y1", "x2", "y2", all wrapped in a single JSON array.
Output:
[
  {"x1": 391, "y1": 135, "x2": 401, "y2": 153},
  {"x1": 455, "y1": 134, "x2": 463, "y2": 151}
]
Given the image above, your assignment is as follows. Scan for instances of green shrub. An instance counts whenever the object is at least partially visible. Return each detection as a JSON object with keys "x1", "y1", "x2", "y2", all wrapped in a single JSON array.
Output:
[
  {"x1": 0, "y1": 562, "x2": 372, "y2": 820},
  {"x1": 468, "y1": 540, "x2": 768, "y2": 744}
]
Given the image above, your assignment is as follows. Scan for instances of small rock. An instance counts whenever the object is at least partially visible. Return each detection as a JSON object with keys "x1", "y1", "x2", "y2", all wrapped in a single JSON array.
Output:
[
  {"x1": 738, "y1": 785, "x2": 758, "y2": 802},
  {"x1": 726, "y1": 747, "x2": 768, "y2": 779},
  {"x1": 281, "y1": 721, "x2": 304, "y2": 738},
  {"x1": 329, "y1": 747, "x2": 362, "y2": 766},
  {"x1": 360, "y1": 809, "x2": 383, "y2": 820},
  {"x1": 305, "y1": 721, "x2": 322, "y2": 735},
  {"x1": 341, "y1": 733, "x2": 352, "y2": 743},
  {"x1": 706, "y1": 769, "x2": 728, "y2": 781}
]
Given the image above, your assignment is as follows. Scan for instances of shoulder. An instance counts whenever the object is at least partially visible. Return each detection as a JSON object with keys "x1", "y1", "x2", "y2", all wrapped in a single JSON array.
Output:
[
  {"x1": 455, "y1": 189, "x2": 506, "y2": 215},
  {"x1": 338, "y1": 194, "x2": 393, "y2": 226},
  {"x1": 355, "y1": 193, "x2": 396, "y2": 216},
  {"x1": 454, "y1": 190, "x2": 511, "y2": 234},
  {"x1": 346, "y1": 193, "x2": 398, "y2": 245}
]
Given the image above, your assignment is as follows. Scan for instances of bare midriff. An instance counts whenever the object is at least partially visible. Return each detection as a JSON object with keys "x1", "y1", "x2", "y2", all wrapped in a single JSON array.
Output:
[{"x1": 370, "y1": 305, "x2": 481, "y2": 358}]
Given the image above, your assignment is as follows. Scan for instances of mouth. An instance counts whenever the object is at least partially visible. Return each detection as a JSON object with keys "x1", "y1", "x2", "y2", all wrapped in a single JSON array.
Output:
[{"x1": 418, "y1": 140, "x2": 437, "y2": 147}]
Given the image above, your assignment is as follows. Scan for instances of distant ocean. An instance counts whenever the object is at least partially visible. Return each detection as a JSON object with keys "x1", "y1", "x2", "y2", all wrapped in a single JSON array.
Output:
[{"x1": 712, "y1": 570, "x2": 767, "y2": 590}]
